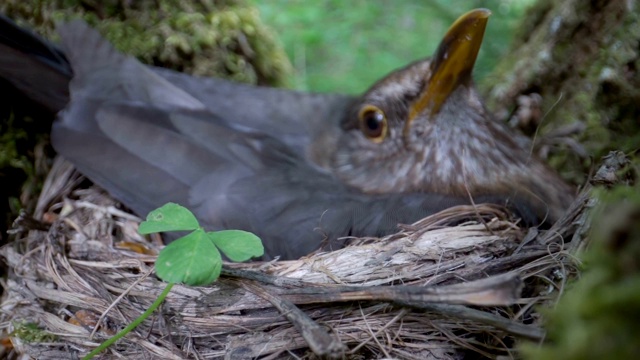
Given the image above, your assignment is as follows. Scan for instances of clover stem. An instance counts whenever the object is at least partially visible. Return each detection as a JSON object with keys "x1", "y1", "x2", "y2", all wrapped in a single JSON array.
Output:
[{"x1": 82, "y1": 282, "x2": 175, "y2": 359}]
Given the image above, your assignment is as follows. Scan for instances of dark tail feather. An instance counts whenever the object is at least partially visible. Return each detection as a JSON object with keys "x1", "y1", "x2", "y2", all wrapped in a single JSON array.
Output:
[{"x1": 0, "y1": 14, "x2": 72, "y2": 113}]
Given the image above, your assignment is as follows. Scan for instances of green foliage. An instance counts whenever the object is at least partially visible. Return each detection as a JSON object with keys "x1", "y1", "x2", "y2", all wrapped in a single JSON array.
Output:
[
  {"x1": 0, "y1": 115, "x2": 28, "y2": 170},
  {"x1": 139, "y1": 203, "x2": 199, "y2": 233},
  {"x1": 1, "y1": 1, "x2": 538, "y2": 96},
  {"x1": 208, "y1": 230, "x2": 264, "y2": 262},
  {"x1": 253, "y1": 0, "x2": 535, "y2": 93},
  {"x1": 84, "y1": 203, "x2": 264, "y2": 358},
  {"x1": 82, "y1": 283, "x2": 175, "y2": 360},
  {"x1": 0, "y1": 113, "x2": 45, "y2": 231},
  {"x1": 140, "y1": 203, "x2": 264, "y2": 286},
  {"x1": 522, "y1": 169, "x2": 640, "y2": 360},
  {"x1": 156, "y1": 229, "x2": 222, "y2": 285},
  {"x1": 11, "y1": 322, "x2": 57, "y2": 343},
  {"x1": 1, "y1": 0, "x2": 292, "y2": 86}
]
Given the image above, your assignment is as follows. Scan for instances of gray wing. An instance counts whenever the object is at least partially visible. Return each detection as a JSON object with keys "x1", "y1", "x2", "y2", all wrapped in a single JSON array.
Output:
[
  {"x1": 0, "y1": 14, "x2": 71, "y2": 112},
  {"x1": 56, "y1": 97, "x2": 513, "y2": 259},
  {"x1": 55, "y1": 100, "x2": 482, "y2": 259},
  {"x1": 57, "y1": 20, "x2": 353, "y2": 156}
]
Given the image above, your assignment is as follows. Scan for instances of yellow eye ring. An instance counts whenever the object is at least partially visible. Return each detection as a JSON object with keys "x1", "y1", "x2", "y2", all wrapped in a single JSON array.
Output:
[{"x1": 358, "y1": 105, "x2": 388, "y2": 143}]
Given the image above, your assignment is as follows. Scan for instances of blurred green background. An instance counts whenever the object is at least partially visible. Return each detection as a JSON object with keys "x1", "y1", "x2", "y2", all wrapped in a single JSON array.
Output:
[{"x1": 252, "y1": 0, "x2": 536, "y2": 94}]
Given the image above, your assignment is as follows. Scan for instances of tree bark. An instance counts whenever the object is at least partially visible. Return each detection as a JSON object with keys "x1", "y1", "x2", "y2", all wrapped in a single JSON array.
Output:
[{"x1": 483, "y1": 0, "x2": 639, "y2": 185}]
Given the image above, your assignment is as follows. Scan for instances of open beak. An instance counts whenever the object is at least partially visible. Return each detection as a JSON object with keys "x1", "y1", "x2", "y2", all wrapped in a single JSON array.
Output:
[{"x1": 407, "y1": 8, "x2": 490, "y2": 126}]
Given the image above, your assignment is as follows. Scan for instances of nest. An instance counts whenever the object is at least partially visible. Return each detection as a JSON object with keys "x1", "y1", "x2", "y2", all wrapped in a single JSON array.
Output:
[{"x1": 1, "y1": 156, "x2": 595, "y2": 359}]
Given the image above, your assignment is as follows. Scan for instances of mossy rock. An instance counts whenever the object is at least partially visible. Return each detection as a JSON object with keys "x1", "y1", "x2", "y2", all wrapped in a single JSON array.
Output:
[{"x1": 0, "y1": 0, "x2": 292, "y2": 86}]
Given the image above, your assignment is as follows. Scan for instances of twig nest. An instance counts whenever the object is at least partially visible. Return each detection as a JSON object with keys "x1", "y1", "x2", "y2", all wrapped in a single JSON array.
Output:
[{"x1": 1, "y1": 157, "x2": 590, "y2": 359}]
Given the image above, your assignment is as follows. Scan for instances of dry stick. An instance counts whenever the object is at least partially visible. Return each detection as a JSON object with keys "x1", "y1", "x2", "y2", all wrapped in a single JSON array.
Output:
[
  {"x1": 239, "y1": 272, "x2": 522, "y2": 307},
  {"x1": 401, "y1": 302, "x2": 545, "y2": 341},
  {"x1": 222, "y1": 267, "x2": 308, "y2": 288},
  {"x1": 541, "y1": 189, "x2": 590, "y2": 245},
  {"x1": 227, "y1": 268, "x2": 540, "y2": 339},
  {"x1": 241, "y1": 281, "x2": 346, "y2": 359},
  {"x1": 567, "y1": 190, "x2": 594, "y2": 254}
]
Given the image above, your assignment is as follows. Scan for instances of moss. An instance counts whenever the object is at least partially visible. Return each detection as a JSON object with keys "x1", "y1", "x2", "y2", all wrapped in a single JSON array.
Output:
[
  {"x1": 522, "y1": 158, "x2": 640, "y2": 360},
  {"x1": 510, "y1": 0, "x2": 553, "y2": 44},
  {"x1": 0, "y1": 111, "x2": 44, "y2": 229},
  {"x1": 11, "y1": 322, "x2": 57, "y2": 343},
  {"x1": 0, "y1": 116, "x2": 28, "y2": 170},
  {"x1": 0, "y1": 0, "x2": 292, "y2": 86},
  {"x1": 483, "y1": 1, "x2": 640, "y2": 186}
]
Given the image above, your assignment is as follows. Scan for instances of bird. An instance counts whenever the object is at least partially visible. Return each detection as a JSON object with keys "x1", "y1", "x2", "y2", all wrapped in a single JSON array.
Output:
[{"x1": 0, "y1": 9, "x2": 574, "y2": 260}]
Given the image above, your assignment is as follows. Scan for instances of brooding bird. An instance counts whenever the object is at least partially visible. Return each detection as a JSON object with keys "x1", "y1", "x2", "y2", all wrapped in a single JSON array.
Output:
[{"x1": 0, "y1": 9, "x2": 574, "y2": 259}]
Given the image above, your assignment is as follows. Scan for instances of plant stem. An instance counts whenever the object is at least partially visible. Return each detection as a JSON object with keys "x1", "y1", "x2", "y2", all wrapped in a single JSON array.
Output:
[{"x1": 82, "y1": 282, "x2": 175, "y2": 360}]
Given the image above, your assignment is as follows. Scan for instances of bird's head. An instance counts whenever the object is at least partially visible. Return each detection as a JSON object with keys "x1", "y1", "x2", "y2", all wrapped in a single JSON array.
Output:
[{"x1": 328, "y1": 9, "x2": 573, "y2": 221}]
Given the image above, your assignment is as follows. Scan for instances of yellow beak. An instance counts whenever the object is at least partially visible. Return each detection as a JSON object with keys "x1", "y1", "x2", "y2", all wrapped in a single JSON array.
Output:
[{"x1": 407, "y1": 8, "x2": 491, "y2": 125}]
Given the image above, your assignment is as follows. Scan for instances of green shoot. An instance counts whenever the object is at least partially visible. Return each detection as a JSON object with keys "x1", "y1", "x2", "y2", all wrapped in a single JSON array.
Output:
[
  {"x1": 83, "y1": 202, "x2": 263, "y2": 359},
  {"x1": 140, "y1": 202, "x2": 264, "y2": 285}
]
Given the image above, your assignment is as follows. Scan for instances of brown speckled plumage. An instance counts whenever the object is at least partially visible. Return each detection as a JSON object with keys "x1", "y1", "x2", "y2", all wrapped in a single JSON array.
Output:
[{"x1": 329, "y1": 58, "x2": 573, "y2": 221}]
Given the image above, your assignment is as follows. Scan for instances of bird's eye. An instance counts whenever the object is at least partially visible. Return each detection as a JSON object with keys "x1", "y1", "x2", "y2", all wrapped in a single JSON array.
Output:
[{"x1": 358, "y1": 105, "x2": 387, "y2": 143}]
